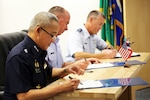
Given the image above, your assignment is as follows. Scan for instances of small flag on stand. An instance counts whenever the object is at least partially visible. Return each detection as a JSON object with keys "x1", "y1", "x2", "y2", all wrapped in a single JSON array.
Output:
[{"x1": 118, "y1": 41, "x2": 132, "y2": 61}]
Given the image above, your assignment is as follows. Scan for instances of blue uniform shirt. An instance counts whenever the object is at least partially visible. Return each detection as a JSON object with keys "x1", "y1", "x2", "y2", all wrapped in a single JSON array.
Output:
[
  {"x1": 3, "y1": 36, "x2": 52, "y2": 100},
  {"x1": 65, "y1": 25, "x2": 108, "y2": 62},
  {"x1": 46, "y1": 37, "x2": 64, "y2": 68}
]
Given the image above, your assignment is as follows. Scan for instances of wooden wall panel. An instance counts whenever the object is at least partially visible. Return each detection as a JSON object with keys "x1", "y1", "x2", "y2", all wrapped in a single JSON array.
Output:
[
  {"x1": 123, "y1": 0, "x2": 150, "y2": 100},
  {"x1": 123, "y1": 0, "x2": 150, "y2": 52}
]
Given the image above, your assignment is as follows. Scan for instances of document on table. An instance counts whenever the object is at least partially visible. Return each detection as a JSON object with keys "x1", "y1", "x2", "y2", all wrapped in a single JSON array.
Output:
[
  {"x1": 116, "y1": 52, "x2": 140, "y2": 58},
  {"x1": 77, "y1": 80, "x2": 103, "y2": 89},
  {"x1": 87, "y1": 62, "x2": 114, "y2": 69},
  {"x1": 77, "y1": 78, "x2": 148, "y2": 90},
  {"x1": 86, "y1": 60, "x2": 146, "y2": 70}
]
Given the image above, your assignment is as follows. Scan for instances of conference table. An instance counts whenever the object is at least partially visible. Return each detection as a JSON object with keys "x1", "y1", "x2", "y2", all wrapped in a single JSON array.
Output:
[{"x1": 50, "y1": 52, "x2": 150, "y2": 100}]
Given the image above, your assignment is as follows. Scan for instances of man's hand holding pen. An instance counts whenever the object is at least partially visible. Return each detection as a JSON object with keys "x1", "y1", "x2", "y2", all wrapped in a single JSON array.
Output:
[
  {"x1": 102, "y1": 49, "x2": 117, "y2": 59},
  {"x1": 58, "y1": 76, "x2": 80, "y2": 91},
  {"x1": 69, "y1": 76, "x2": 83, "y2": 85}
]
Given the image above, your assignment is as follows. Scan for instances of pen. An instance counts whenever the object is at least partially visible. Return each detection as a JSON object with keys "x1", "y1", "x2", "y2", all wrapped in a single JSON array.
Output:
[
  {"x1": 84, "y1": 58, "x2": 87, "y2": 61},
  {"x1": 69, "y1": 76, "x2": 83, "y2": 85}
]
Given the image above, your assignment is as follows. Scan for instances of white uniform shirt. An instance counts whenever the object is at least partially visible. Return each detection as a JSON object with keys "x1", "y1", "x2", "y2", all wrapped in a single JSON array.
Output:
[
  {"x1": 46, "y1": 37, "x2": 64, "y2": 68},
  {"x1": 65, "y1": 25, "x2": 107, "y2": 62}
]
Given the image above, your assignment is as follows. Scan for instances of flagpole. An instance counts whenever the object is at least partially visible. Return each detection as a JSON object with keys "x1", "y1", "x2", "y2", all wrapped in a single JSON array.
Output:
[{"x1": 124, "y1": 60, "x2": 130, "y2": 68}]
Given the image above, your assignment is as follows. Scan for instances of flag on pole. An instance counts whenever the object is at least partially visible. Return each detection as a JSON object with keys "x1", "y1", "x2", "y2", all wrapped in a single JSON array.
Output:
[
  {"x1": 112, "y1": 0, "x2": 124, "y2": 50},
  {"x1": 99, "y1": 0, "x2": 124, "y2": 48},
  {"x1": 118, "y1": 41, "x2": 132, "y2": 61},
  {"x1": 100, "y1": 0, "x2": 114, "y2": 46}
]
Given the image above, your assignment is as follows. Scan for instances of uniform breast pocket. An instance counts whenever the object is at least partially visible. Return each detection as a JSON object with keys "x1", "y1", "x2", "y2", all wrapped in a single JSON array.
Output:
[
  {"x1": 83, "y1": 43, "x2": 89, "y2": 52},
  {"x1": 48, "y1": 52, "x2": 56, "y2": 61}
]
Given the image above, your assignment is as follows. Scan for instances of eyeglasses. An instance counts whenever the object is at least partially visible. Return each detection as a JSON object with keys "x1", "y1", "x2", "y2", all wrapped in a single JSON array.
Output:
[{"x1": 40, "y1": 27, "x2": 56, "y2": 39}]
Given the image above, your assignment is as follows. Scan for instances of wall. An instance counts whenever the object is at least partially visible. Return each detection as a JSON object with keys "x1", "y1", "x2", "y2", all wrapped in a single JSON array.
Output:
[
  {"x1": 123, "y1": 0, "x2": 150, "y2": 100},
  {"x1": 0, "y1": 0, "x2": 99, "y2": 58},
  {"x1": 123, "y1": 0, "x2": 150, "y2": 52}
]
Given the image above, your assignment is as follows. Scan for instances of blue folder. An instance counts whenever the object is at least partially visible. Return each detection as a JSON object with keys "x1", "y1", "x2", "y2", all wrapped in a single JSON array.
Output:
[
  {"x1": 77, "y1": 78, "x2": 149, "y2": 90},
  {"x1": 101, "y1": 78, "x2": 148, "y2": 87}
]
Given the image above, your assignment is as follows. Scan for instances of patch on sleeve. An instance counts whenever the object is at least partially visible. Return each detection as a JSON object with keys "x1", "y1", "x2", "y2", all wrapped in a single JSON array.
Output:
[
  {"x1": 24, "y1": 49, "x2": 28, "y2": 53},
  {"x1": 77, "y1": 28, "x2": 83, "y2": 33}
]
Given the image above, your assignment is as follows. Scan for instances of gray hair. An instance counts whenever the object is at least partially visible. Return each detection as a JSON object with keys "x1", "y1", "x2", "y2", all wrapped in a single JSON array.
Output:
[
  {"x1": 48, "y1": 6, "x2": 65, "y2": 15},
  {"x1": 28, "y1": 12, "x2": 58, "y2": 32},
  {"x1": 86, "y1": 10, "x2": 106, "y2": 21}
]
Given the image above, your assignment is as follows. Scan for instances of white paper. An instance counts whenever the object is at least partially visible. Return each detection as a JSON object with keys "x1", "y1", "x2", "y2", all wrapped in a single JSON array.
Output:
[
  {"x1": 77, "y1": 80, "x2": 103, "y2": 89},
  {"x1": 87, "y1": 63, "x2": 114, "y2": 70},
  {"x1": 116, "y1": 52, "x2": 140, "y2": 58}
]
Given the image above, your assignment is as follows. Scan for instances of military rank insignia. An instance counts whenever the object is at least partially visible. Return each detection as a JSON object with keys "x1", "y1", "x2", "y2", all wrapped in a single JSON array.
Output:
[
  {"x1": 34, "y1": 60, "x2": 41, "y2": 73},
  {"x1": 36, "y1": 84, "x2": 41, "y2": 89},
  {"x1": 44, "y1": 62, "x2": 47, "y2": 69}
]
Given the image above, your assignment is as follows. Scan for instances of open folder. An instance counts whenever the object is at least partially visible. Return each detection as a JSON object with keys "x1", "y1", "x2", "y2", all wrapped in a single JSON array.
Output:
[
  {"x1": 77, "y1": 78, "x2": 149, "y2": 90},
  {"x1": 87, "y1": 60, "x2": 146, "y2": 70}
]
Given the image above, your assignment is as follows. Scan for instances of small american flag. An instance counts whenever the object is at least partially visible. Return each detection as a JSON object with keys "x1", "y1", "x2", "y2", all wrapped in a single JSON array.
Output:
[{"x1": 119, "y1": 41, "x2": 132, "y2": 61}]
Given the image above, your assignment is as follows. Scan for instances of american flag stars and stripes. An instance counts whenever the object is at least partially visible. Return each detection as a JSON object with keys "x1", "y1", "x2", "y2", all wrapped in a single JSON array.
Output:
[{"x1": 118, "y1": 41, "x2": 132, "y2": 61}]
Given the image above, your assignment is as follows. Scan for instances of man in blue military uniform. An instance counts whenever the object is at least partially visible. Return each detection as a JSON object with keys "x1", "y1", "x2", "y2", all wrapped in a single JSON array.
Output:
[
  {"x1": 45, "y1": 6, "x2": 71, "y2": 68},
  {"x1": 66, "y1": 10, "x2": 117, "y2": 62},
  {"x1": 46, "y1": 6, "x2": 101, "y2": 69},
  {"x1": 3, "y1": 12, "x2": 89, "y2": 100}
]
